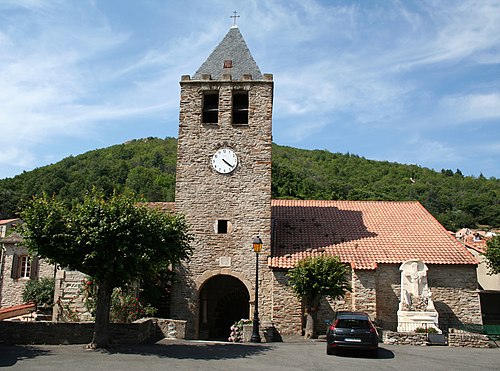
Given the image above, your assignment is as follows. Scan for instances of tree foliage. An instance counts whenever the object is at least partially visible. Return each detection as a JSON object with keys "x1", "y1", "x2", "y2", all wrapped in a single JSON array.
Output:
[
  {"x1": 484, "y1": 235, "x2": 500, "y2": 276},
  {"x1": 19, "y1": 189, "x2": 192, "y2": 348},
  {"x1": 287, "y1": 255, "x2": 351, "y2": 339},
  {"x1": 0, "y1": 138, "x2": 498, "y2": 231}
]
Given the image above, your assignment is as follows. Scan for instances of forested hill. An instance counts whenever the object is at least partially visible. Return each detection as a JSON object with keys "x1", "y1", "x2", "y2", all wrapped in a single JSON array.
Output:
[{"x1": 0, "y1": 137, "x2": 498, "y2": 231}]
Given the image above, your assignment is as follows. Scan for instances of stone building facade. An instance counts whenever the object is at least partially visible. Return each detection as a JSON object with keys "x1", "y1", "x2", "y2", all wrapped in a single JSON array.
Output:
[{"x1": 0, "y1": 219, "x2": 54, "y2": 308}]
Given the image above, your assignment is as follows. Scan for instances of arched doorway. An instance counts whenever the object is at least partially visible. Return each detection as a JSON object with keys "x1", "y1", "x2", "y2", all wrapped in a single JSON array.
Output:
[{"x1": 198, "y1": 275, "x2": 250, "y2": 340}]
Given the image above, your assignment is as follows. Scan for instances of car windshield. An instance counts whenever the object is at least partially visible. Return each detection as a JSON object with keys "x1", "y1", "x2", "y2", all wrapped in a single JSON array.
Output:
[{"x1": 336, "y1": 319, "x2": 370, "y2": 329}]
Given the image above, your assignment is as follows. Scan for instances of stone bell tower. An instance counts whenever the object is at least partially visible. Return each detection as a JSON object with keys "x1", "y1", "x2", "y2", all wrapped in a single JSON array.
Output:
[{"x1": 171, "y1": 24, "x2": 274, "y2": 339}]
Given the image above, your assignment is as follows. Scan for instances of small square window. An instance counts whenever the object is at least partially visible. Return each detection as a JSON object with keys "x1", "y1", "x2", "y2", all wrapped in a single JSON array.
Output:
[{"x1": 217, "y1": 220, "x2": 228, "y2": 234}]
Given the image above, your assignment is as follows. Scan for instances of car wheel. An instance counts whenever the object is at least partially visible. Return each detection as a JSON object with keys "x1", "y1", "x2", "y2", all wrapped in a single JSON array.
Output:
[{"x1": 326, "y1": 347, "x2": 334, "y2": 355}]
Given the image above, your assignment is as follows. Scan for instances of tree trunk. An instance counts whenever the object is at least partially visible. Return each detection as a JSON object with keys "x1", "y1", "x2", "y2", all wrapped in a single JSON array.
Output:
[
  {"x1": 87, "y1": 279, "x2": 113, "y2": 349},
  {"x1": 304, "y1": 298, "x2": 320, "y2": 339}
]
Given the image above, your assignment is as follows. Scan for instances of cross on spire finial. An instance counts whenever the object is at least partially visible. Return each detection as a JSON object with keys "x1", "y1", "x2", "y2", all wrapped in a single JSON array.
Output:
[{"x1": 230, "y1": 11, "x2": 240, "y2": 26}]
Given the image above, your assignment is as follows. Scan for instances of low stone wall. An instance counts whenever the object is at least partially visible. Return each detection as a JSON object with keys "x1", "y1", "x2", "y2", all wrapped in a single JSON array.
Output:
[
  {"x1": 155, "y1": 319, "x2": 186, "y2": 340},
  {"x1": 0, "y1": 318, "x2": 186, "y2": 345},
  {"x1": 382, "y1": 331, "x2": 427, "y2": 346},
  {"x1": 448, "y1": 333, "x2": 490, "y2": 348},
  {"x1": 382, "y1": 330, "x2": 492, "y2": 348}
]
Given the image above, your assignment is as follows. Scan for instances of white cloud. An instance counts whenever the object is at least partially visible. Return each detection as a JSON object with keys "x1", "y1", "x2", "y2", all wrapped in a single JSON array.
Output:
[{"x1": 440, "y1": 93, "x2": 500, "y2": 123}]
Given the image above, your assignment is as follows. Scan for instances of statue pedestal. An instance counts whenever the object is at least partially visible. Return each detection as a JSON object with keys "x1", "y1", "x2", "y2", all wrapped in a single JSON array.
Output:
[{"x1": 397, "y1": 310, "x2": 440, "y2": 333}]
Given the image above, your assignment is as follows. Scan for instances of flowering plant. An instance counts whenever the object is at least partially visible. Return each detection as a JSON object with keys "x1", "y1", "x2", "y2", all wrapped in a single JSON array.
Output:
[
  {"x1": 228, "y1": 319, "x2": 252, "y2": 342},
  {"x1": 80, "y1": 277, "x2": 157, "y2": 323}
]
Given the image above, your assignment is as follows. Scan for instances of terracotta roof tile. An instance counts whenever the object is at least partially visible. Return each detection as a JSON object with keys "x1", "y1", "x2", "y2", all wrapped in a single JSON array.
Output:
[
  {"x1": 462, "y1": 235, "x2": 488, "y2": 254},
  {"x1": 269, "y1": 200, "x2": 477, "y2": 270}
]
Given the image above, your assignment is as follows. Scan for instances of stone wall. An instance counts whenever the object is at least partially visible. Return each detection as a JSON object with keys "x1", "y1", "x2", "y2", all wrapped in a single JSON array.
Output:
[
  {"x1": 375, "y1": 264, "x2": 482, "y2": 329},
  {"x1": 268, "y1": 263, "x2": 482, "y2": 338},
  {"x1": 427, "y1": 264, "x2": 482, "y2": 325},
  {"x1": 375, "y1": 264, "x2": 401, "y2": 327},
  {"x1": 0, "y1": 318, "x2": 186, "y2": 345},
  {"x1": 270, "y1": 270, "x2": 303, "y2": 335},
  {"x1": 448, "y1": 332, "x2": 490, "y2": 348},
  {"x1": 382, "y1": 331, "x2": 491, "y2": 348},
  {"x1": 352, "y1": 270, "x2": 376, "y2": 318},
  {"x1": 0, "y1": 244, "x2": 54, "y2": 308},
  {"x1": 271, "y1": 270, "x2": 357, "y2": 336},
  {"x1": 382, "y1": 331, "x2": 428, "y2": 346}
]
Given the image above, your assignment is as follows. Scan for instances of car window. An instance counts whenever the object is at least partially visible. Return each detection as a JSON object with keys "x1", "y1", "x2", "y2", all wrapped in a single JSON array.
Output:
[{"x1": 336, "y1": 319, "x2": 370, "y2": 329}]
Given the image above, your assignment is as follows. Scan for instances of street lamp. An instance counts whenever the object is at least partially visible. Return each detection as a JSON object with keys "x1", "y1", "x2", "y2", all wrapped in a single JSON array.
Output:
[{"x1": 250, "y1": 235, "x2": 263, "y2": 343}]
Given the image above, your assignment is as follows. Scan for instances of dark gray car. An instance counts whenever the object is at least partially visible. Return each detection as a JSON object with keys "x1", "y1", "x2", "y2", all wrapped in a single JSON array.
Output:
[{"x1": 326, "y1": 311, "x2": 379, "y2": 357}]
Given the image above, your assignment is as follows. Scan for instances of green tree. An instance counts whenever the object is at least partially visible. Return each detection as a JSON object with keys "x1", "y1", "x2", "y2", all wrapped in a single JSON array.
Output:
[
  {"x1": 484, "y1": 235, "x2": 500, "y2": 275},
  {"x1": 287, "y1": 255, "x2": 351, "y2": 339},
  {"x1": 19, "y1": 189, "x2": 192, "y2": 348}
]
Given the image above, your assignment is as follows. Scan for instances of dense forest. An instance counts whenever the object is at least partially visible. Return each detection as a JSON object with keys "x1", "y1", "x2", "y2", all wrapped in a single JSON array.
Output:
[{"x1": 0, "y1": 137, "x2": 498, "y2": 231}]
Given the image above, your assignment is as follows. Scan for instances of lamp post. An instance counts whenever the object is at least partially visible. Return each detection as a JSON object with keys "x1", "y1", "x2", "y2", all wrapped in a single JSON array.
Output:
[{"x1": 250, "y1": 235, "x2": 263, "y2": 343}]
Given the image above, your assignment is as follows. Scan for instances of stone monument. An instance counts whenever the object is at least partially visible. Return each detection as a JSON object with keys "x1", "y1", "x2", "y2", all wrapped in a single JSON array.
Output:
[{"x1": 397, "y1": 260, "x2": 440, "y2": 332}]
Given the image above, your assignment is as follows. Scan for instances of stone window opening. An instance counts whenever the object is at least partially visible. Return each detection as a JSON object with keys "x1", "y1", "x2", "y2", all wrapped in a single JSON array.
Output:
[
  {"x1": 203, "y1": 91, "x2": 219, "y2": 124},
  {"x1": 232, "y1": 91, "x2": 249, "y2": 125},
  {"x1": 217, "y1": 220, "x2": 228, "y2": 234}
]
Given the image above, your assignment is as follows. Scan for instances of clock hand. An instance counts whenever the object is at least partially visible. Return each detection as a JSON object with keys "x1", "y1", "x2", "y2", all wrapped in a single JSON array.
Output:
[{"x1": 222, "y1": 159, "x2": 235, "y2": 168}]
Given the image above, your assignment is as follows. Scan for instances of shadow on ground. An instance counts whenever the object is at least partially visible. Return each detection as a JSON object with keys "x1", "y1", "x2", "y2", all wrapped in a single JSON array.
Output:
[
  {"x1": 0, "y1": 345, "x2": 53, "y2": 367},
  {"x1": 102, "y1": 339, "x2": 272, "y2": 360},
  {"x1": 330, "y1": 347, "x2": 395, "y2": 359}
]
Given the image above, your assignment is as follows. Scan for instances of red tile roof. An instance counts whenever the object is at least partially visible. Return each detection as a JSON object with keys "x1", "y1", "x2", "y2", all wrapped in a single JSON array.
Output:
[
  {"x1": 462, "y1": 235, "x2": 488, "y2": 254},
  {"x1": 269, "y1": 200, "x2": 477, "y2": 270}
]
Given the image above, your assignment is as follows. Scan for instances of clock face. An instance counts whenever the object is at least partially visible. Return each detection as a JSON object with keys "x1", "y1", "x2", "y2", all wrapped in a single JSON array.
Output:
[{"x1": 212, "y1": 148, "x2": 238, "y2": 174}]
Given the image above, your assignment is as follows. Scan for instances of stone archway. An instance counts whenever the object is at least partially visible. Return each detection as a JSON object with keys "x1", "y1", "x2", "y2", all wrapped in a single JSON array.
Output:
[{"x1": 198, "y1": 274, "x2": 250, "y2": 340}]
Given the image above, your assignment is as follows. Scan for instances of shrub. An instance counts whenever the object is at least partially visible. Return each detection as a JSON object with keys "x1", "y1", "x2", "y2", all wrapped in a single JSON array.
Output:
[
  {"x1": 81, "y1": 278, "x2": 157, "y2": 323},
  {"x1": 415, "y1": 326, "x2": 438, "y2": 334},
  {"x1": 22, "y1": 277, "x2": 55, "y2": 307}
]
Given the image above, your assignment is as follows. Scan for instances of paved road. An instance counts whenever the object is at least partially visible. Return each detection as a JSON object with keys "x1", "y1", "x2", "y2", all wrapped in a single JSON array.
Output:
[{"x1": 1, "y1": 339, "x2": 499, "y2": 371}]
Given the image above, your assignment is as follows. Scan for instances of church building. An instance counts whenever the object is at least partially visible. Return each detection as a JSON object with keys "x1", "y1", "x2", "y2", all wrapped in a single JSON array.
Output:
[{"x1": 168, "y1": 24, "x2": 482, "y2": 340}]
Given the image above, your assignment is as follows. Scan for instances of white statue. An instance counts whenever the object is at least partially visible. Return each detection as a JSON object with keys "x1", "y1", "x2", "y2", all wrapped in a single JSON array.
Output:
[
  {"x1": 399, "y1": 260, "x2": 433, "y2": 311},
  {"x1": 398, "y1": 259, "x2": 439, "y2": 332}
]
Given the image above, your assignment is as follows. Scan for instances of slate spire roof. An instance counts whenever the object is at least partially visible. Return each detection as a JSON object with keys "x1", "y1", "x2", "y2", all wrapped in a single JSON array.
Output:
[{"x1": 193, "y1": 25, "x2": 263, "y2": 81}]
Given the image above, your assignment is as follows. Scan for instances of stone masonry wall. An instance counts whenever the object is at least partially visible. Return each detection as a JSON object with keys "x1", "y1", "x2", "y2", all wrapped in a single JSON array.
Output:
[
  {"x1": 271, "y1": 270, "x2": 303, "y2": 335},
  {"x1": 427, "y1": 264, "x2": 482, "y2": 325},
  {"x1": 0, "y1": 244, "x2": 54, "y2": 308},
  {"x1": 171, "y1": 75, "x2": 274, "y2": 339},
  {"x1": 272, "y1": 270, "x2": 356, "y2": 336},
  {"x1": 0, "y1": 318, "x2": 187, "y2": 345},
  {"x1": 375, "y1": 264, "x2": 482, "y2": 329},
  {"x1": 376, "y1": 264, "x2": 401, "y2": 327},
  {"x1": 265, "y1": 264, "x2": 481, "y2": 337},
  {"x1": 352, "y1": 270, "x2": 376, "y2": 318}
]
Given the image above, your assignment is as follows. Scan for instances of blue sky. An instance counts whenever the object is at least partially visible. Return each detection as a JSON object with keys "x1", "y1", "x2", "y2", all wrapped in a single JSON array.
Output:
[{"x1": 1, "y1": 0, "x2": 499, "y2": 179}]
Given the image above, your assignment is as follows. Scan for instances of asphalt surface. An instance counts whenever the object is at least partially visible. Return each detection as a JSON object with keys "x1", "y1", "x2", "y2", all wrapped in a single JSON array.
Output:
[{"x1": 1, "y1": 338, "x2": 499, "y2": 371}]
